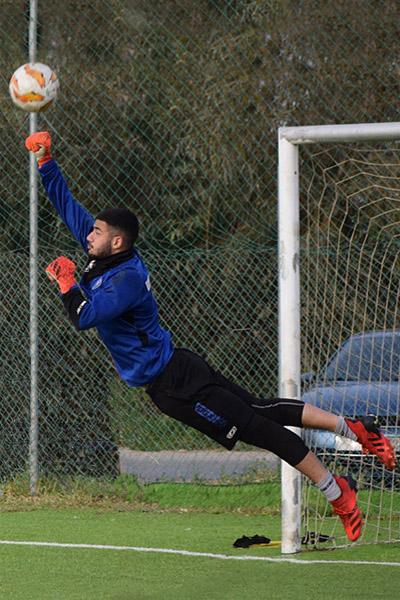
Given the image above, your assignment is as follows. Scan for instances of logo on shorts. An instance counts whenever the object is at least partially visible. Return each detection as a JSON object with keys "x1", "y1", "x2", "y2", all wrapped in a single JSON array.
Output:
[
  {"x1": 226, "y1": 426, "x2": 237, "y2": 440},
  {"x1": 194, "y1": 402, "x2": 227, "y2": 429}
]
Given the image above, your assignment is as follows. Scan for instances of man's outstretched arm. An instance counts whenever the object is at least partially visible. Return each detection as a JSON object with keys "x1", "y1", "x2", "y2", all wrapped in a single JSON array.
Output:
[{"x1": 26, "y1": 132, "x2": 94, "y2": 252}]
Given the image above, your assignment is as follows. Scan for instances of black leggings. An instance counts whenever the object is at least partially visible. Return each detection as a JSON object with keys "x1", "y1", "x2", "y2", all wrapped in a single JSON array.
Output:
[
  {"x1": 239, "y1": 413, "x2": 309, "y2": 466},
  {"x1": 147, "y1": 348, "x2": 310, "y2": 467}
]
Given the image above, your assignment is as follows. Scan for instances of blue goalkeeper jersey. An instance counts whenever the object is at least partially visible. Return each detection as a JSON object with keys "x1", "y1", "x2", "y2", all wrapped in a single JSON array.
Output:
[{"x1": 39, "y1": 159, "x2": 174, "y2": 387}]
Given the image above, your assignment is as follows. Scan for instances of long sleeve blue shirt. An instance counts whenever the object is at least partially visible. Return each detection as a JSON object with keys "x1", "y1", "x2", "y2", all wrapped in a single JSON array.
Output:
[{"x1": 40, "y1": 159, "x2": 174, "y2": 387}]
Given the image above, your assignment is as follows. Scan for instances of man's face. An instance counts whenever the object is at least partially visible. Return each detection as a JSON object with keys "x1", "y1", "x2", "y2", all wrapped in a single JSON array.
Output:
[{"x1": 86, "y1": 219, "x2": 118, "y2": 259}]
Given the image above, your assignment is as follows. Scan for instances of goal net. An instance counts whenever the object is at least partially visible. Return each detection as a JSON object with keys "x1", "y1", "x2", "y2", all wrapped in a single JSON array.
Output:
[{"x1": 278, "y1": 123, "x2": 400, "y2": 553}]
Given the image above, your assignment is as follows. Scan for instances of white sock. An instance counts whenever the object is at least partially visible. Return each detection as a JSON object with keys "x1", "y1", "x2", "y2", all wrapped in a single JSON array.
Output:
[
  {"x1": 316, "y1": 471, "x2": 341, "y2": 502},
  {"x1": 335, "y1": 416, "x2": 357, "y2": 441}
]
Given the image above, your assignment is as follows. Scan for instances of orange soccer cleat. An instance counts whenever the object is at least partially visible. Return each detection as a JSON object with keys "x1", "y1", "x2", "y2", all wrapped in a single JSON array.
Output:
[
  {"x1": 331, "y1": 475, "x2": 363, "y2": 542},
  {"x1": 345, "y1": 416, "x2": 396, "y2": 470}
]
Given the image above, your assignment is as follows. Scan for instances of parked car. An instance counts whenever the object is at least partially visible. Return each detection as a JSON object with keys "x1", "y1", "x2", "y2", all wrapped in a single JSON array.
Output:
[{"x1": 302, "y1": 331, "x2": 400, "y2": 468}]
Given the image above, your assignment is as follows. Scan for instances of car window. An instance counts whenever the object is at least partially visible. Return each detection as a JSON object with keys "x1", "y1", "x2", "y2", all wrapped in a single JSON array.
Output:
[{"x1": 322, "y1": 334, "x2": 400, "y2": 382}]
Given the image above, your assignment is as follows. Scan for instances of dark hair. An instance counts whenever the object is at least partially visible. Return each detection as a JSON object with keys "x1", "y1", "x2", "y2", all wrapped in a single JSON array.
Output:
[{"x1": 96, "y1": 208, "x2": 139, "y2": 247}]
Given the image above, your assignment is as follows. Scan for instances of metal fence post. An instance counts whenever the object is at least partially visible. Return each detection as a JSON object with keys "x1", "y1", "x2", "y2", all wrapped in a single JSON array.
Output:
[{"x1": 28, "y1": 0, "x2": 39, "y2": 495}]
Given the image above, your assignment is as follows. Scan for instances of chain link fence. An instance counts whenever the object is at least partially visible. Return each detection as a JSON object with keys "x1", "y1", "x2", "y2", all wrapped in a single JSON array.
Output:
[{"x1": 1, "y1": 0, "x2": 400, "y2": 489}]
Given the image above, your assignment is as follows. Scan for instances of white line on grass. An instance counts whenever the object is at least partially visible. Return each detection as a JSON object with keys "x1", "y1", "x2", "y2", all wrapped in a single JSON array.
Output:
[{"x1": 0, "y1": 540, "x2": 399, "y2": 566}]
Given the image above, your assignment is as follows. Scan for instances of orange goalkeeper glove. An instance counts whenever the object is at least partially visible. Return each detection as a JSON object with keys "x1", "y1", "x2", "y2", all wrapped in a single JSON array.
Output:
[
  {"x1": 45, "y1": 257, "x2": 77, "y2": 294},
  {"x1": 25, "y1": 131, "x2": 52, "y2": 167}
]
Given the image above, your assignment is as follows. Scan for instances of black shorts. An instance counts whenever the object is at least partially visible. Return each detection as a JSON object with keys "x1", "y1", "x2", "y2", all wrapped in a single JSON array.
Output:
[{"x1": 146, "y1": 348, "x2": 304, "y2": 450}]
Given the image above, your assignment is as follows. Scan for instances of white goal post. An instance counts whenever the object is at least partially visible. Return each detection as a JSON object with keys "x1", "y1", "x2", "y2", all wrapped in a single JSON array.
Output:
[{"x1": 278, "y1": 122, "x2": 400, "y2": 554}]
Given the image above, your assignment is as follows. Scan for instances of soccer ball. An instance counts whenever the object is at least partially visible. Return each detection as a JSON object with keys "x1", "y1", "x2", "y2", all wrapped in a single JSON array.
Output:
[{"x1": 9, "y1": 62, "x2": 59, "y2": 112}]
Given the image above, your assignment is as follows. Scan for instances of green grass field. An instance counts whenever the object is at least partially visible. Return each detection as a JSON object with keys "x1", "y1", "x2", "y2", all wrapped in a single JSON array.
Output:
[{"x1": 0, "y1": 480, "x2": 399, "y2": 600}]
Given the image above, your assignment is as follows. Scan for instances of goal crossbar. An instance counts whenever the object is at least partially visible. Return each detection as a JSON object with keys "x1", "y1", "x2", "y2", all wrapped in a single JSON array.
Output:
[
  {"x1": 280, "y1": 121, "x2": 400, "y2": 145},
  {"x1": 278, "y1": 122, "x2": 400, "y2": 554}
]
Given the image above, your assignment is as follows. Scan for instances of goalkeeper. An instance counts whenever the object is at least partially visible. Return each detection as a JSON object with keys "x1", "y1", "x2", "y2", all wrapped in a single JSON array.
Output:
[{"x1": 26, "y1": 131, "x2": 395, "y2": 543}]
